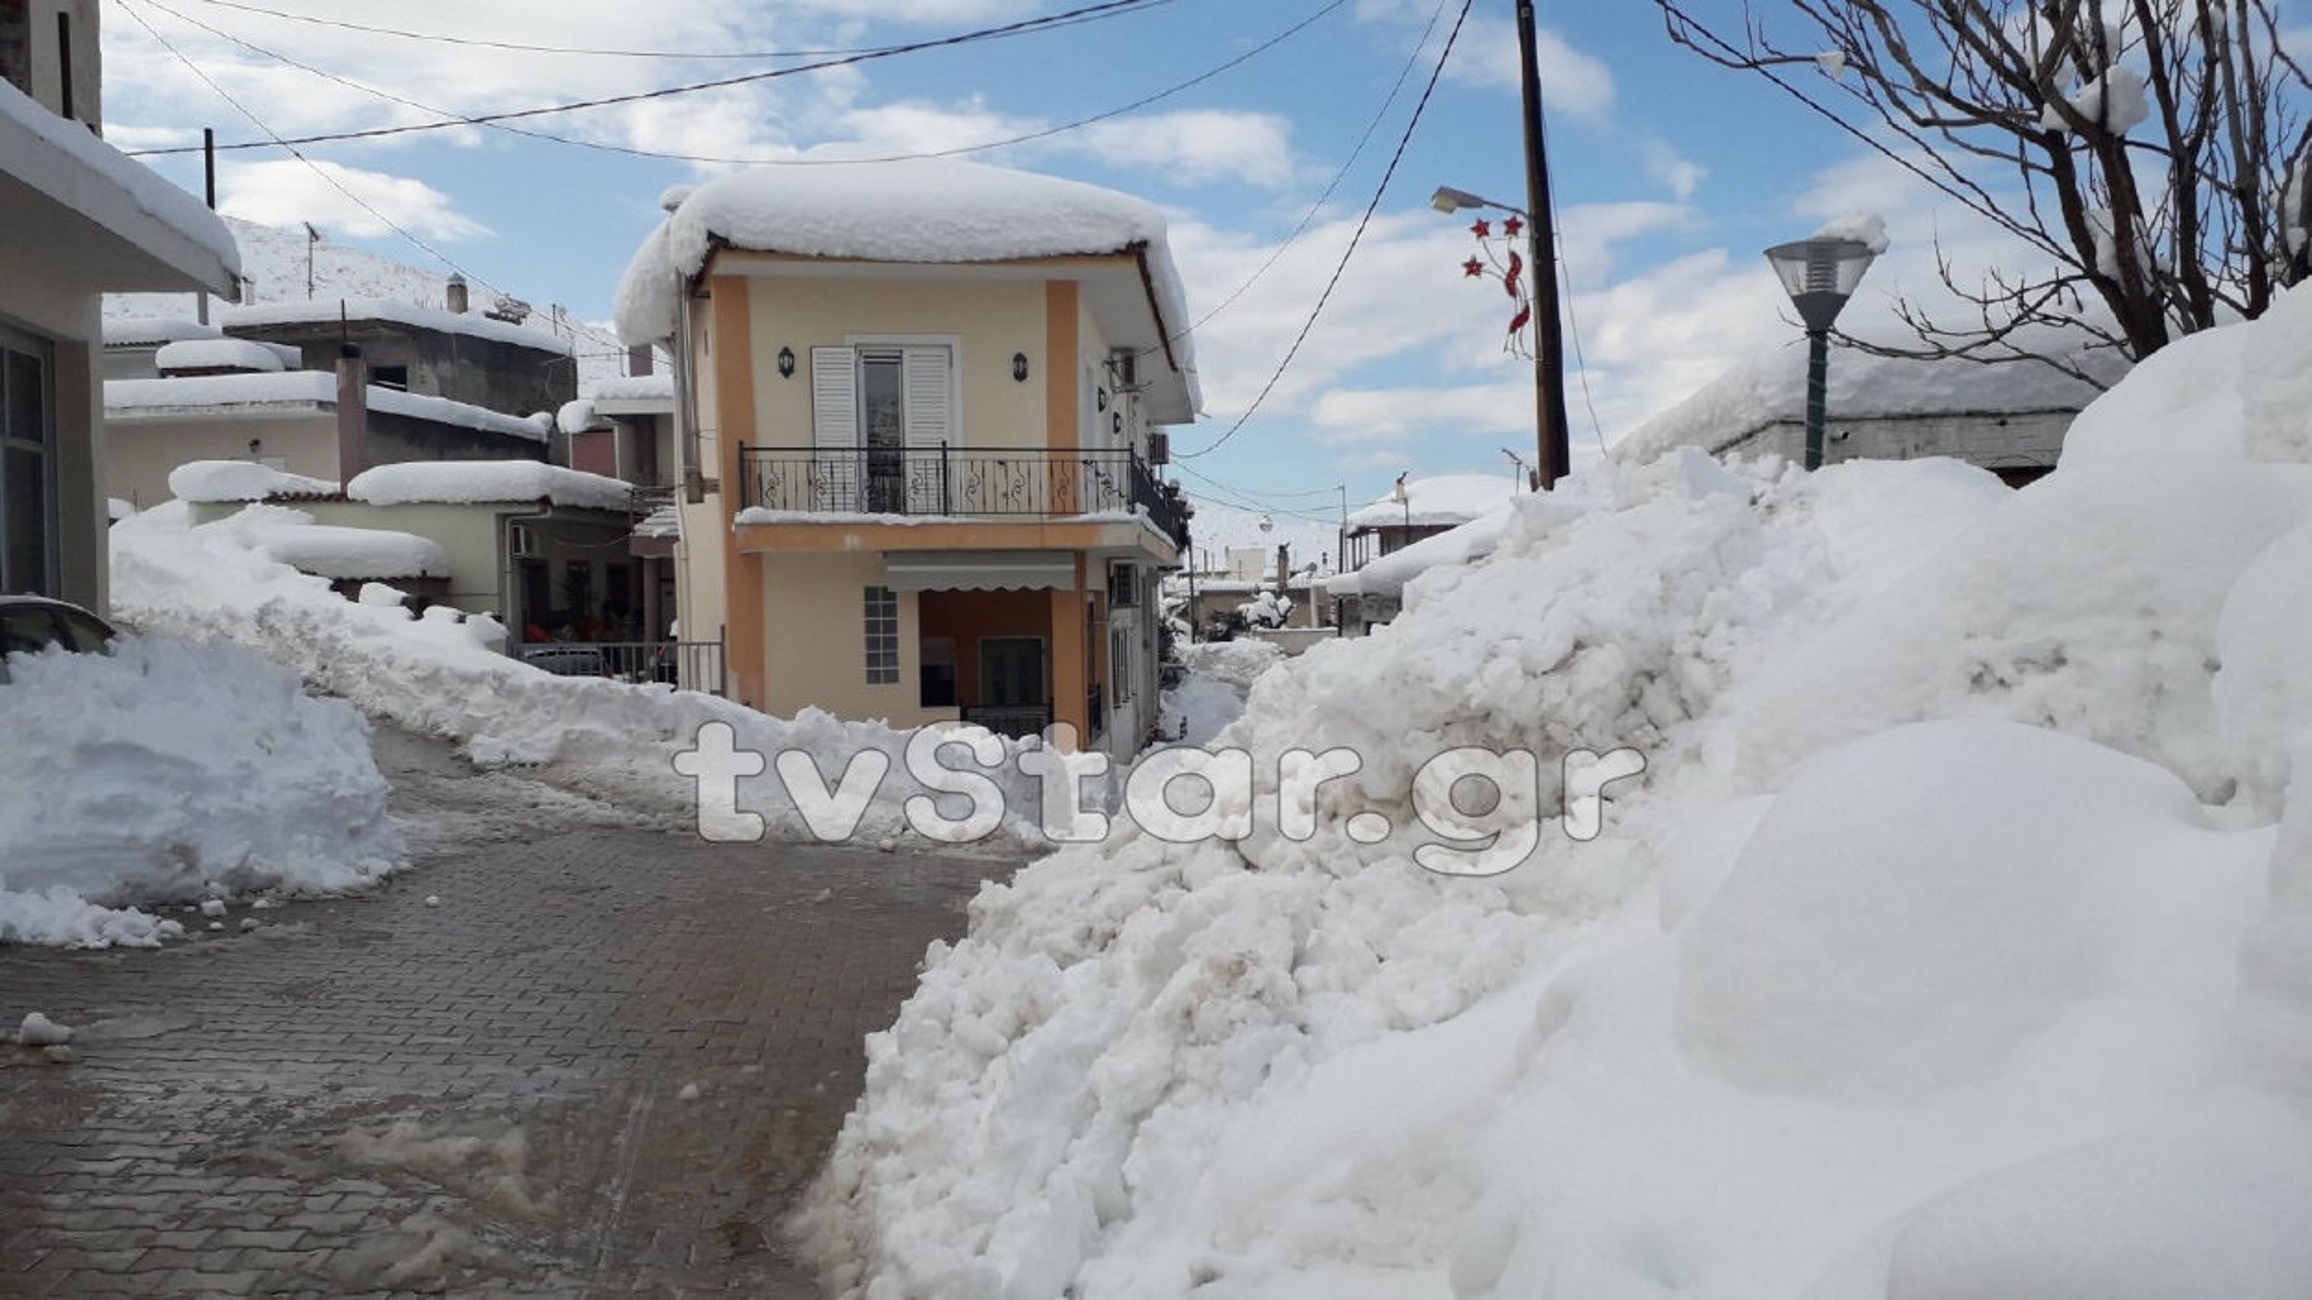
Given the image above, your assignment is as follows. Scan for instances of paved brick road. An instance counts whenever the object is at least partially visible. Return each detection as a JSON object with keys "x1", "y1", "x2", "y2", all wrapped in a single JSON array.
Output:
[{"x1": 0, "y1": 728, "x2": 1010, "y2": 1297}]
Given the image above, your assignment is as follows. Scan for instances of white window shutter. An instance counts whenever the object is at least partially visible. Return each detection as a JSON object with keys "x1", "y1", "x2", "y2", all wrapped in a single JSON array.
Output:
[
  {"x1": 811, "y1": 347, "x2": 857, "y2": 510},
  {"x1": 901, "y1": 346, "x2": 951, "y2": 449},
  {"x1": 902, "y1": 345, "x2": 953, "y2": 512}
]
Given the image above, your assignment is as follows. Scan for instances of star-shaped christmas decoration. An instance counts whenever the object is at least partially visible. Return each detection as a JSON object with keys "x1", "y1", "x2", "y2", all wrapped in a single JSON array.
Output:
[
  {"x1": 1503, "y1": 215, "x2": 1524, "y2": 238},
  {"x1": 1462, "y1": 257, "x2": 1485, "y2": 278},
  {"x1": 1469, "y1": 218, "x2": 1491, "y2": 238}
]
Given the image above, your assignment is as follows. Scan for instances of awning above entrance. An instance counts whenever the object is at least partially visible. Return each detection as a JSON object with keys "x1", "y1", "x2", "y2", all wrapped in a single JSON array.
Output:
[{"x1": 882, "y1": 550, "x2": 1077, "y2": 593}]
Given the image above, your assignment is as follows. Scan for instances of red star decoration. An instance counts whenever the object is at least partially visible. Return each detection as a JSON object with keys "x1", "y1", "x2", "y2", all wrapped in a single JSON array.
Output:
[
  {"x1": 1503, "y1": 215, "x2": 1524, "y2": 238},
  {"x1": 1462, "y1": 257, "x2": 1485, "y2": 278},
  {"x1": 1469, "y1": 218, "x2": 1491, "y2": 238}
]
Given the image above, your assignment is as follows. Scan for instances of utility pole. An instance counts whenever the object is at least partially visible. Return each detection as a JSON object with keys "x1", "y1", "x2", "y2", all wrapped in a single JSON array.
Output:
[{"x1": 1515, "y1": 0, "x2": 1572, "y2": 490}]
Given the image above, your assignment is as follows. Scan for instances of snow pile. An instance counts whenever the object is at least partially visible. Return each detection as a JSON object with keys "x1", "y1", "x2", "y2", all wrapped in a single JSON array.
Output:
[
  {"x1": 798, "y1": 287, "x2": 2312, "y2": 1296},
  {"x1": 1158, "y1": 640, "x2": 1286, "y2": 744},
  {"x1": 0, "y1": 635, "x2": 402, "y2": 948},
  {"x1": 347, "y1": 460, "x2": 633, "y2": 510},
  {"x1": 109, "y1": 504, "x2": 1100, "y2": 849}
]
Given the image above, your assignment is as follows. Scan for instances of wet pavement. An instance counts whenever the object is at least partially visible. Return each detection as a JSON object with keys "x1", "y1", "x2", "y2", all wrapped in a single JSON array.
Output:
[{"x1": 0, "y1": 727, "x2": 1007, "y2": 1297}]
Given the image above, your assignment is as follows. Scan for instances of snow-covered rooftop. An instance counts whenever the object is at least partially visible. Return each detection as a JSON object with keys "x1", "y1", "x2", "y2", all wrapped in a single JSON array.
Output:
[
  {"x1": 1613, "y1": 326, "x2": 2132, "y2": 465},
  {"x1": 221, "y1": 510, "x2": 449, "y2": 581},
  {"x1": 222, "y1": 296, "x2": 575, "y2": 355},
  {"x1": 613, "y1": 158, "x2": 1200, "y2": 413},
  {"x1": 585, "y1": 372, "x2": 675, "y2": 404},
  {"x1": 168, "y1": 460, "x2": 338, "y2": 504},
  {"x1": 346, "y1": 461, "x2": 634, "y2": 511},
  {"x1": 155, "y1": 338, "x2": 292, "y2": 374},
  {"x1": 1345, "y1": 474, "x2": 1523, "y2": 531},
  {"x1": 106, "y1": 371, "x2": 554, "y2": 442},
  {"x1": 104, "y1": 317, "x2": 221, "y2": 348}
]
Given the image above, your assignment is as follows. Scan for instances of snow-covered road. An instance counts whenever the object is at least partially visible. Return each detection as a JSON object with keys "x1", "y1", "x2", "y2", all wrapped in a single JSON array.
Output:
[{"x1": 1, "y1": 729, "x2": 1017, "y2": 1296}]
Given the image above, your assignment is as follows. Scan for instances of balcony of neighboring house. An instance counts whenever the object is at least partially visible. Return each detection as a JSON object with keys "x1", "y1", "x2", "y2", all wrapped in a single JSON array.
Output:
[{"x1": 736, "y1": 444, "x2": 1190, "y2": 553}]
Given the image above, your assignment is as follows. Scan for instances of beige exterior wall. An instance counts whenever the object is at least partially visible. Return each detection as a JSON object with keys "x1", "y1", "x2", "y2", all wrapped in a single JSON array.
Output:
[
  {"x1": 743, "y1": 276, "x2": 1048, "y2": 451},
  {"x1": 106, "y1": 412, "x2": 337, "y2": 509},
  {"x1": 758, "y1": 550, "x2": 954, "y2": 730},
  {"x1": 8, "y1": 1, "x2": 102, "y2": 125}
]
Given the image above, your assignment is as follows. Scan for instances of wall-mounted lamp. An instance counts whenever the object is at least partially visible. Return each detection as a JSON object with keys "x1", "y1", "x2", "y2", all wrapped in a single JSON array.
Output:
[
  {"x1": 777, "y1": 346, "x2": 796, "y2": 379},
  {"x1": 1012, "y1": 351, "x2": 1030, "y2": 383}
]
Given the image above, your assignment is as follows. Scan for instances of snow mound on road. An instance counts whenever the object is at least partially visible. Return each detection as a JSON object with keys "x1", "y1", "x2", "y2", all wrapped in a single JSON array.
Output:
[
  {"x1": 799, "y1": 285, "x2": 2312, "y2": 1296},
  {"x1": 0, "y1": 636, "x2": 402, "y2": 947},
  {"x1": 110, "y1": 503, "x2": 1098, "y2": 849}
]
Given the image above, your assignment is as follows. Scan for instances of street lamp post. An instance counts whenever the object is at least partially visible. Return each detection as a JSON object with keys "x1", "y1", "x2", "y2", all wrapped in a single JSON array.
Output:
[{"x1": 1763, "y1": 236, "x2": 1879, "y2": 470}]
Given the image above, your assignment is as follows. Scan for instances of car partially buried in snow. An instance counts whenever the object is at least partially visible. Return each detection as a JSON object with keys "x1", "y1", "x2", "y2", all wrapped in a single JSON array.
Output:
[{"x1": 0, "y1": 595, "x2": 118, "y2": 682}]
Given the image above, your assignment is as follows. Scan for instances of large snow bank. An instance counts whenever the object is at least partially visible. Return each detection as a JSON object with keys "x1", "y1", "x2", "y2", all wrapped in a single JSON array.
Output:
[
  {"x1": 110, "y1": 504, "x2": 1100, "y2": 850},
  {"x1": 798, "y1": 285, "x2": 2312, "y2": 1296},
  {"x1": 0, "y1": 636, "x2": 401, "y2": 948}
]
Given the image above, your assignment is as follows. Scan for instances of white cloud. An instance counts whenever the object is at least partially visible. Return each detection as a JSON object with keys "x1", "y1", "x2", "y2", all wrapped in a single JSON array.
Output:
[
  {"x1": 1445, "y1": 18, "x2": 1615, "y2": 119},
  {"x1": 218, "y1": 159, "x2": 491, "y2": 241},
  {"x1": 1643, "y1": 138, "x2": 1706, "y2": 199},
  {"x1": 1070, "y1": 111, "x2": 1297, "y2": 188}
]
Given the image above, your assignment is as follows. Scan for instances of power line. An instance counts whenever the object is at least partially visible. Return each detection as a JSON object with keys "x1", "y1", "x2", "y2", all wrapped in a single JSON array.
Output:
[
  {"x1": 167, "y1": 0, "x2": 1166, "y2": 60},
  {"x1": 1174, "y1": 0, "x2": 1448, "y2": 340},
  {"x1": 116, "y1": 0, "x2": 636, "y2": 362},
  {"x1": 1177, "y1": 0, "x2": 1473, "y2": 459},
  {"x1": 122, "y1": 0, "x2": 1197, "y2": 160}
]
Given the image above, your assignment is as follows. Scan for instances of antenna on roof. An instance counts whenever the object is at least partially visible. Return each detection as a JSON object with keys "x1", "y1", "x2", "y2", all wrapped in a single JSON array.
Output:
[{"x1": 304, "y1": 223, "x2": 321, "y2": 299}]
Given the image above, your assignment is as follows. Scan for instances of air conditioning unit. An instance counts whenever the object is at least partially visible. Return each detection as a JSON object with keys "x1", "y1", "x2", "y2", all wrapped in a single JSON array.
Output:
[
  {"x1": 1107, "y1": 560, "x2": 1138, "y2": 607},
  {"x1": 1145, "y1": 431, "x2": 1170, "y2": 466},
  {"x1": 509, "y1": 523, "x2": 538, "y2": 558}
]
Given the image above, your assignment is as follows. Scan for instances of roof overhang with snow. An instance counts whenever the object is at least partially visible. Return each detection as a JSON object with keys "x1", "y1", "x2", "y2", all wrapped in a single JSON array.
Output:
[{"x1": 0, "y1": 82, "x2": 238, "y2": 298}]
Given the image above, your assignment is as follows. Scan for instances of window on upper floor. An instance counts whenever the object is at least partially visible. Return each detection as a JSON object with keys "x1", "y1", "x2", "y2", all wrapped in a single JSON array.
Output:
[{"x1": 0, "y1": 2, "x2": 30, "y2": 104}]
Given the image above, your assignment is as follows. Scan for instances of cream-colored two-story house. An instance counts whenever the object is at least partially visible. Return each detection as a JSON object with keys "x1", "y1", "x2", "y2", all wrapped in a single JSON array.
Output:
[
  {"x1": 616, "y1": 160, "x2": 1196, "y2": 756},
  {"x1": 0, "y1": 0, "x2": 237, "y2": 607}
]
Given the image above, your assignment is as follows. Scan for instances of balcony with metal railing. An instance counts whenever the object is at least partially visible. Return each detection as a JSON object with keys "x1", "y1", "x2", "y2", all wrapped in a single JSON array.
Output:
[{"x1": 738, "y1": 445, "x2": 1189, "y2": 550}]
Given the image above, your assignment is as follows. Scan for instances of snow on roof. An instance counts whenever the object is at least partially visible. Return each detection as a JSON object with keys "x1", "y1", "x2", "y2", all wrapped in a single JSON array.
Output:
[
  {"x1": 346, "y1": 461, "x2": 634, "y2": 511},
  {"x1": 1814, "y1": 210, "x2": 1891, "y2": 254},
  {"x1": 206, "y1": 504, "x2": 446, "y2": 579},
  {"x1": 1345, "y1": 474, "x2": 1523, "y2": 530},
  {"x1": 613, "y1": 160, "x2": 1198, "y2": 408},
  {"x1": 110, "y1": 369, "x2": 335, "y2": 412},
  {"x1": 557, "y1": 398, "x2": 606, "y2": 433},
  {"x1": 155, "y1": 338, "x2": 291, "y2": 374},
  {"x1": 104, "y1": 317, "x2": 222, "y2": 348},
  {"x1": 0, "y1": 80, "x2": 239, "y2": 294},
  {"x1": 168, "y1": 459, "x2": 340, "y2": 504},
  {"x1": 635, "y1": 503, "x2": 681, "y2": 539},
  {"x1": 1612, "y1": 327, "x2": 2131, "y2": 466},
  {"x1": 222, "y1": 296, "x2": 574, "y2": 355},
  {"x1": 585, "y1": 372, "x2": 675, "y2": 404},
  {"x1": 106, "y1": 370, "x2": 554, "y2": 442}
]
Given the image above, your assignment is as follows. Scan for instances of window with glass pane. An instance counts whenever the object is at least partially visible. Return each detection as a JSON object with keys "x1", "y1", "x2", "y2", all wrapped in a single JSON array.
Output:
[
  {"x1": 864, "y1": 586, "x2": 899, "y2": 684},
  {"x1": 0, "y1": 337, "x2": 52, "y2": 595}
]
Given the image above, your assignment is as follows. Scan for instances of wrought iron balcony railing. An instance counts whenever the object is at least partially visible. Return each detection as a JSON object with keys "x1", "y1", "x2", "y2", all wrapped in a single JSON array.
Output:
[{"x1": 739, "y1": 445, "x2": 1189, "y2": 548}]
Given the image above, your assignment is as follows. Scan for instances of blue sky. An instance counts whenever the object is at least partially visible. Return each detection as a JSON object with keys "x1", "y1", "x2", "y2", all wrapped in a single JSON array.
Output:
[{"x1": 99, "y1": 0, "x2": 1980, "y2": 561}]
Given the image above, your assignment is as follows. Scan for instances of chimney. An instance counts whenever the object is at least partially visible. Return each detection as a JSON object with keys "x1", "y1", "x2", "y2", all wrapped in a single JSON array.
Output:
[
  {"x1": 445, "y1": 274, "x2": 468, "y2": 314},
  {"x1": 336, "y1": 344, "x2": 366, "y2": 483},
  {"x1": 627, "y1": 344, "x2": 653, "y2": 378}
]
